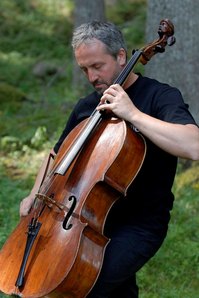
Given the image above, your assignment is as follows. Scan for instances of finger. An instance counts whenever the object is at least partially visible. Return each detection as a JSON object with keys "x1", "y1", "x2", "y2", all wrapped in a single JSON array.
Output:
[
  {"x1": 19, "y1": 200, "x2": 31, "y2": 217},
  {"x1": 101, "y1": 94, "x2": 114, "y2": 105},
  {"x1": 103, "y1": 87, "x2": 117, "y2": 98},
  {"x1": 109, "y1": 84, "x2": 122, "y2": 92},
  {"x1": 20, "y1": 206, "x2": 31, "y2": 217},
  {"x1": 97, "y1": 102, "x2": 112, "y2": 111}
]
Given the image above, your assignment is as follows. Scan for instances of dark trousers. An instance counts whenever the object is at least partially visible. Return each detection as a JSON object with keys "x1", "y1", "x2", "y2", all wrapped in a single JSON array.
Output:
[{"x1": 87, "y1": 225, "x2": 166, "y2": 298}]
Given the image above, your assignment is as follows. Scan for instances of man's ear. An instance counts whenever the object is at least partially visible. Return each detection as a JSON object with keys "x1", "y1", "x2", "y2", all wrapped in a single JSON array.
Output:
[{"x1": 117, "y1": 48, "x2": 127, "y2": 67}]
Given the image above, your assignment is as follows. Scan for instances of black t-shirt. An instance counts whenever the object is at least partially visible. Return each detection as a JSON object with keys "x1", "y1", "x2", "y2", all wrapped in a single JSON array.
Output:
[{"x1": 54, "y1": 75, "x2": 197, "y2": 235}]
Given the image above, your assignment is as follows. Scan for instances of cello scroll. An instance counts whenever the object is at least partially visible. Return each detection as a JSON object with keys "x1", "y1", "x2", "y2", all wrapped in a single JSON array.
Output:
[{"x1": 139, "y1": 18, "x2": 176, "y2": 65}]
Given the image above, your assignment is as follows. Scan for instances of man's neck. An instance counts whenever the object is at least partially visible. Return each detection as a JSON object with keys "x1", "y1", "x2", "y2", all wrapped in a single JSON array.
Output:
[{"x1": 123, "y1": 72, "x2": 138, "y2": 90}]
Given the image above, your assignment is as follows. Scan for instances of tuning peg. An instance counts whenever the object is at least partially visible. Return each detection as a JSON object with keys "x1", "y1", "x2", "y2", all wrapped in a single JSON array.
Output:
[
  {"x1": 155, "y1": 45, "x2": 165, "y2": 53},
  {"x1": 167, "y1": 35, "x2": 176, "y2": 46}
]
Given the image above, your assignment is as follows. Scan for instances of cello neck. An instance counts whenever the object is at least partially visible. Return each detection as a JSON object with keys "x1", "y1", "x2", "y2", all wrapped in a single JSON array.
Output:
[{"x1": 114, "y1": 50, "x2": 142, "y2": 86}]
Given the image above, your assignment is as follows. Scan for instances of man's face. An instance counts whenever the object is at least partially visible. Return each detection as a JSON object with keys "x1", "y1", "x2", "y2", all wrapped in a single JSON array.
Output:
[{"x1": 75, "y1": 39, "x2": 126, "y2": 94}]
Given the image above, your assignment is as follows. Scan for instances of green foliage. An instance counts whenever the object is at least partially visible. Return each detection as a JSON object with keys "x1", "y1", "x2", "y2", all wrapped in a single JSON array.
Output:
[
  {"x1": 30, "y1": 126, "x2": 48, "y2": 148},
  {"x1": 0, "y1": 136, "x2": 22, "y2": 151},
  {"x1": 0, "y1": 0, "x2": 73, "y2": 90},
  {"x1": 0, "y1": 82, "x2": 27, "y2": 110},
  {"x1": 0, "y1": 0, "x2": 75, "y2": 147},
  {"x1": 0, "y1": 167, "x2": 27, "y2": 247}
]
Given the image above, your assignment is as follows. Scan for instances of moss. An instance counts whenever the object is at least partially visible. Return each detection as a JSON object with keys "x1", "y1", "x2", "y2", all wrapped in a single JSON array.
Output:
[
  {"x1": 174, "y1": 161, "x2": 199, "y2": 195},
  {"x1": 0, "y1": 83, "x2": 26, "y2": 107}
]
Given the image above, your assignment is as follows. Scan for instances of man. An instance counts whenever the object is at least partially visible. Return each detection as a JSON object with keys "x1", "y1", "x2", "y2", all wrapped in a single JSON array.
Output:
[{"x1": 20, "y1": 21, "x2": 199, "y2": 297}]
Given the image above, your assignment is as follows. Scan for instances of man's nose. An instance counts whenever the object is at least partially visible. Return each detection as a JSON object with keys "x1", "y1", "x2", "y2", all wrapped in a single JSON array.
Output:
[{"x1": 87, "y1": 69, "x2": 98, "y2": 83}]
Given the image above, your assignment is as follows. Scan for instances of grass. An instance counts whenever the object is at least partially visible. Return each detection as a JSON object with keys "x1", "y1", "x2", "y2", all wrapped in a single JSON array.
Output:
[
  {"x1": 0, "y1": 0, "x2": 198, "y2": 297},
  {"x1": 138, "y1": 163, "x2": 199, "y2": 298}
]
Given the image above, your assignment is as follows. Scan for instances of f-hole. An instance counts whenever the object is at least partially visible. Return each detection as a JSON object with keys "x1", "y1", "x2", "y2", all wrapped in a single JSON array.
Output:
[{"x1": 63, "y1": 196, "x2": 77, "y2": 230}]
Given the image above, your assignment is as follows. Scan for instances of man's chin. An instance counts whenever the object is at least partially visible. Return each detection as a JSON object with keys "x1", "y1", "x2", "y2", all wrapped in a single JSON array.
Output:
[
  {"x1": 94, "y1": 84, "x2": 108, "y2": 94},
  {"x1": 95, "y1": 88, "x2": 104, "y2": 95}
]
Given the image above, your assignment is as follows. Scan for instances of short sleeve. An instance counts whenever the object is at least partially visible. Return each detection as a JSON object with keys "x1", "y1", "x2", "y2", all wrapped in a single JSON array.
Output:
[{"x1": 153, "y1": 86, "x2": 197, "y2": 125}]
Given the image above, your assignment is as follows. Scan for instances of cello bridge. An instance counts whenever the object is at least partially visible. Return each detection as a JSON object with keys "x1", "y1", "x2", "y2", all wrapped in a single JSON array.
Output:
[{"x1": 35, "y1": 193, "x2": 65, "y2": 210}]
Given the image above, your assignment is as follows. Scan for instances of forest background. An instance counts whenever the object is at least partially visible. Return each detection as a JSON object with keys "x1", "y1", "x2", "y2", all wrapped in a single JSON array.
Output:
[{"x1": 0, "y1": 0, "x2": 198, "y2": 297}]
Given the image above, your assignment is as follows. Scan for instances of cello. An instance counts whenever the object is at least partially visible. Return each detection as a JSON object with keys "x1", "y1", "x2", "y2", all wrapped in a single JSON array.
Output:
[{"x1": 0, "y1": 19, "x2": 175, "y2": 298}]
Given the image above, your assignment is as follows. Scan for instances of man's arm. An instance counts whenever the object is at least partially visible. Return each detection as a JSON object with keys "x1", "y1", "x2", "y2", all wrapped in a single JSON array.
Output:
[
  {"x1": 129, "y1": 117, "x2": 199, "y2": 160},
  {"x1": 98, "y1": 84, "x2": 199, "y2": 160}
]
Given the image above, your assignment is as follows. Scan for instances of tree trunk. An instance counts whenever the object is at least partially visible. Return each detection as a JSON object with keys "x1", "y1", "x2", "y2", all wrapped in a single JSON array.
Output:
[
  {"x1": 145, "y1": 0, "x2": 199, "y2": 123},
  {"x1": 74, "y1": 0, "x2": 106, "y2": 29},
  {"x1": 73, "y1": 0, "x2": 106, "y2": 94}
]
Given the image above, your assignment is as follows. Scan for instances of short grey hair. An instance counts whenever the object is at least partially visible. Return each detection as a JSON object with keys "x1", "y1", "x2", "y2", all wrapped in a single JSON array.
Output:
[{"x1": 71, "y1": 21, "x2": 127, "y2": 59}]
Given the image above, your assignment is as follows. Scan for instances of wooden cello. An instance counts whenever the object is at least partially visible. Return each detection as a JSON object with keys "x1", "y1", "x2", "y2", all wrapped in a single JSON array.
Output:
[{"x1": 0, "y1": 19, "x2": 175, "y2": 298}]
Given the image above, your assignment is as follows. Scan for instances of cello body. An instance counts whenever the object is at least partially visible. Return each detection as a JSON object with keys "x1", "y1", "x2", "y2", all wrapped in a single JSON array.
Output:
[{"x1": 0, "y1": 117, "x2": 146, "y2": 298}]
